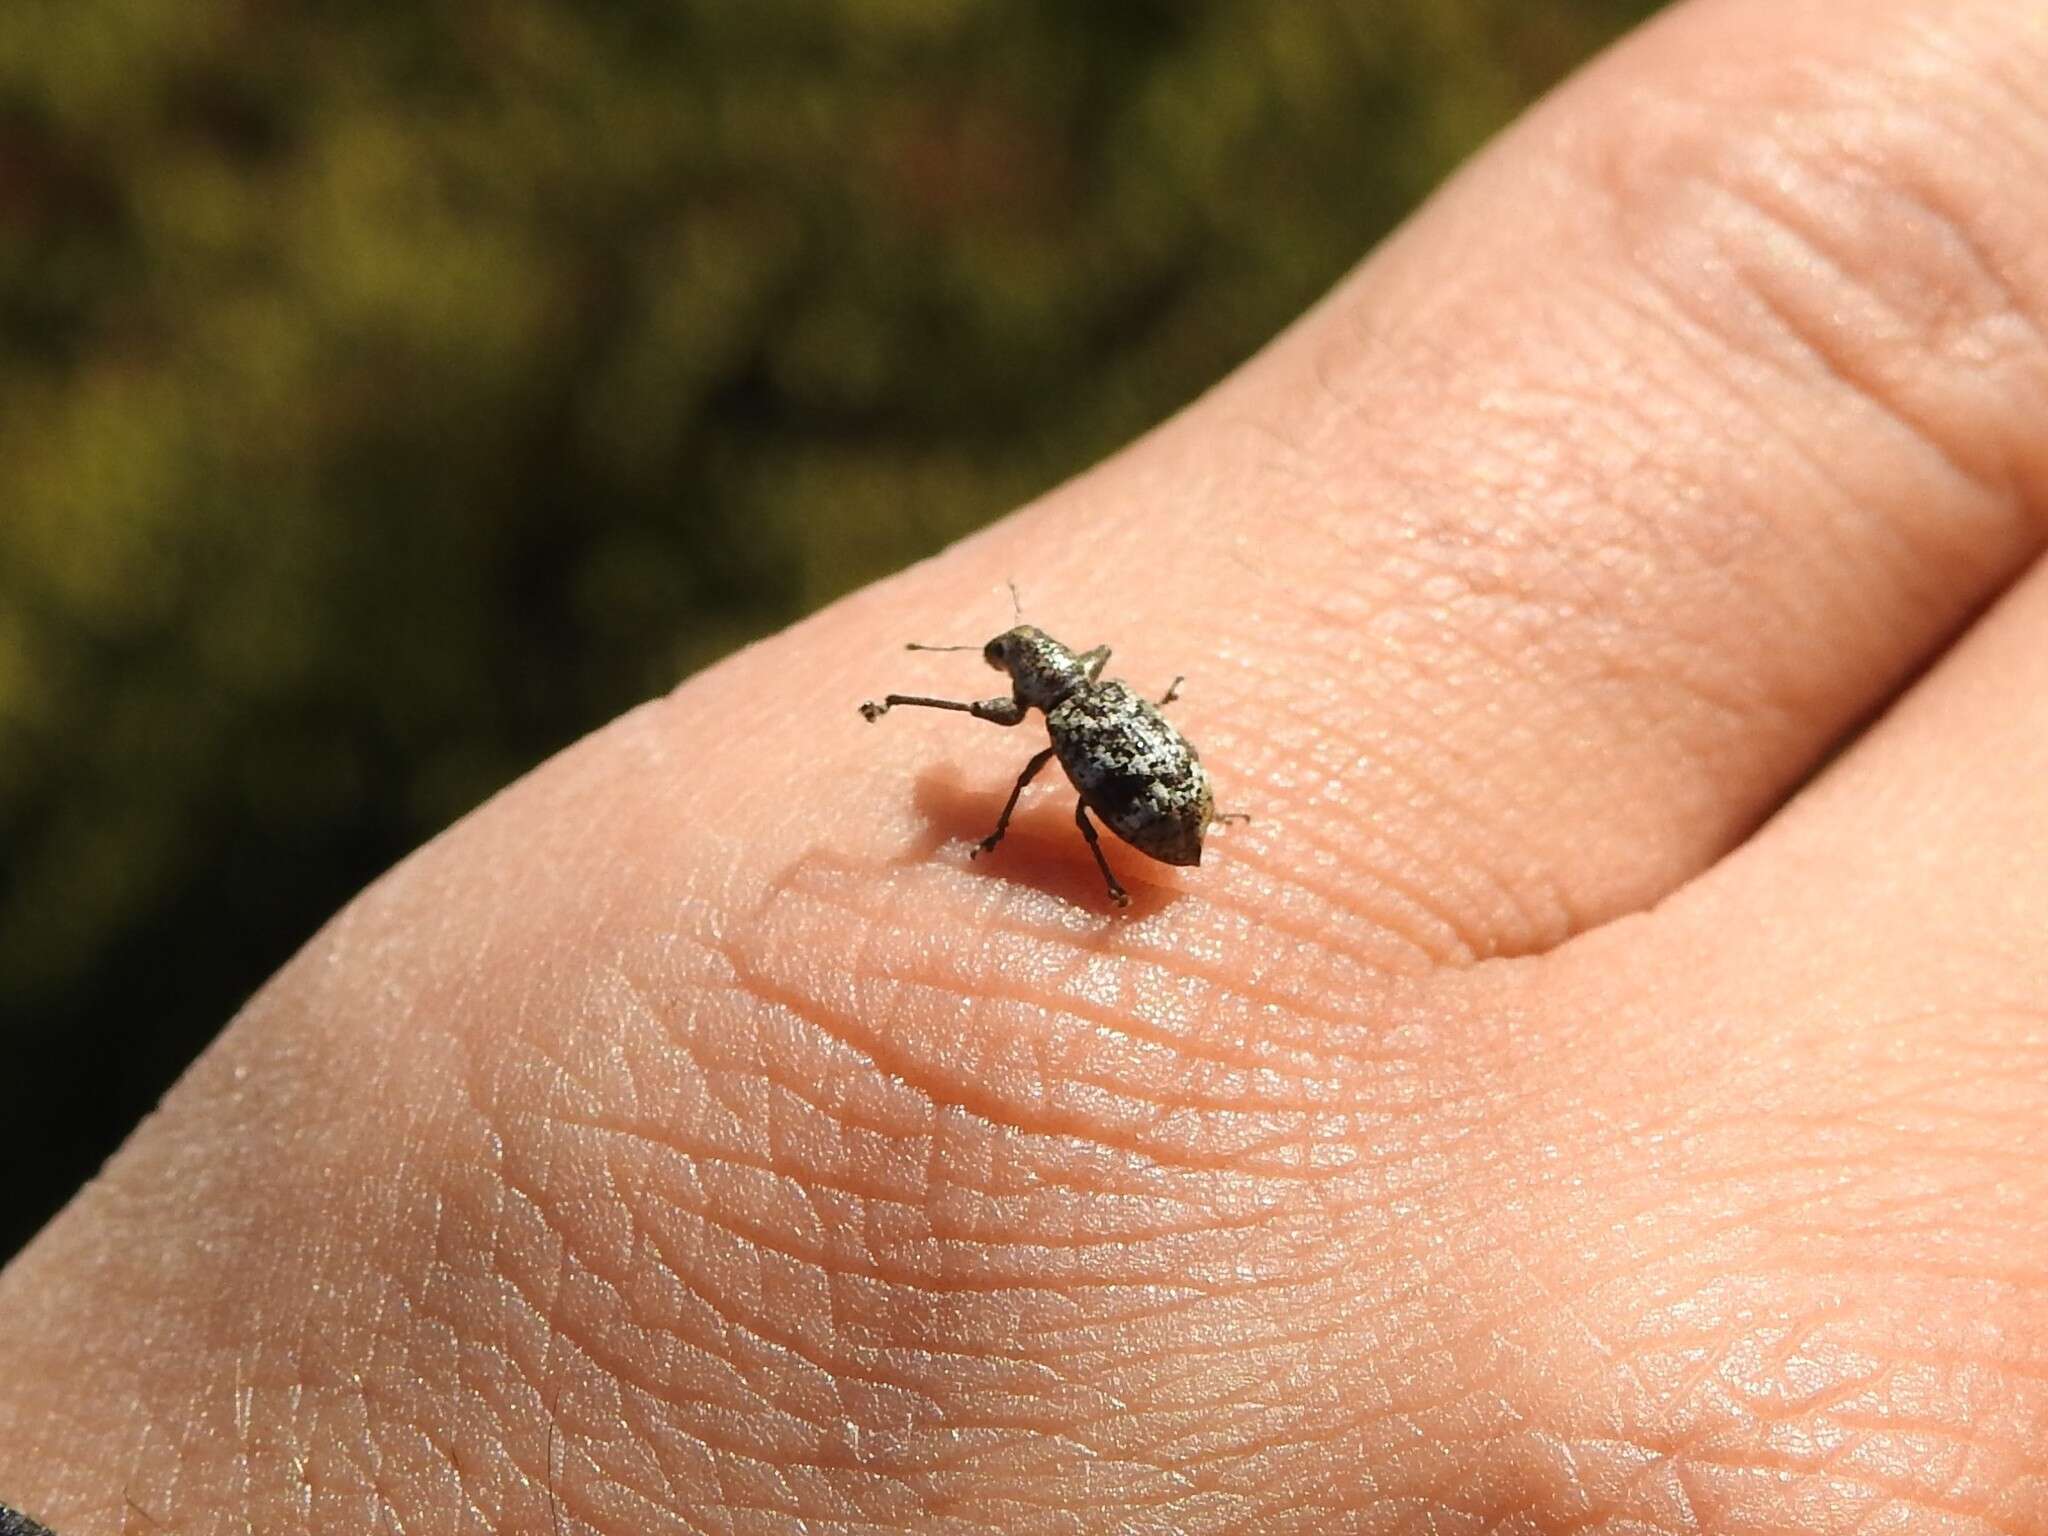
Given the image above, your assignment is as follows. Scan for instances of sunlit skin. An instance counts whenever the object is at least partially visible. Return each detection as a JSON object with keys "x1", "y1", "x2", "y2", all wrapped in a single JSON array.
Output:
[{"x1": 7, "y1": 0, "x2": 2048, "y2": 1531}]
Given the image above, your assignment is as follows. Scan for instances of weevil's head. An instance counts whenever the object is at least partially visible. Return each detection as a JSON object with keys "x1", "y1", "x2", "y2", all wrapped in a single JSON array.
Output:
[{"x1": 984, "y1": 625, "x2": 1089, "y2": 711}]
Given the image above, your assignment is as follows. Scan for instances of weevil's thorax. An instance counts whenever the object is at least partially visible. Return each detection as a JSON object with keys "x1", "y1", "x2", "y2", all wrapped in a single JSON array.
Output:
[{"x1": 985, "y1": 625, "x2": 1089, "y2": 712}]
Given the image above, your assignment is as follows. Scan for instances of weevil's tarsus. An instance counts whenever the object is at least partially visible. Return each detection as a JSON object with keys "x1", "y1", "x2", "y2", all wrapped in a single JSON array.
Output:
[
  {"x1": 1158, "y1": 675, "x2": 1184, "y2": 707},
  {"x1": 974, "y1": 745, "x2": 1056, "y2": 859},
  {"x1": 1073, "y1": 800, "x2": 1130, "y2": 907},
  {"x1": 860, "y1": 693, "x2": 1027, "y2": 725}
]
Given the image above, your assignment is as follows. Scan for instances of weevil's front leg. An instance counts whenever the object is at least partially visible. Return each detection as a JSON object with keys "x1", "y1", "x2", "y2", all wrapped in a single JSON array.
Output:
[
  {"x1": 973, "y1": 746, "x2": 1056, "y2": 859},
  {"x1": 1073, "y1": 800, "x2": 1130, "y2": 907},
  {"x1": 1157, "y1": 675, "x2": 1184, "y2": 706},
  {"x1": 1076, "y1": 645, "x2": 1111, "y2": 683},
  {"x1": 859, "y1": 694, "x2": 1026, "y2": 725}
]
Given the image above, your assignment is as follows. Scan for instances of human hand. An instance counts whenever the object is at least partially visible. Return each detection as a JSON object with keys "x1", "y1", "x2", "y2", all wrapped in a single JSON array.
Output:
[{"x1": 5, "y1": 0, "x2": 2047, "y2": 1529}]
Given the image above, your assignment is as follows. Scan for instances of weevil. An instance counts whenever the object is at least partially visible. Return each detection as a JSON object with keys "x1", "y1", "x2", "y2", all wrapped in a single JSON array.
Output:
[{"x1": 859, "y1": 623, "x2": 1244, "y2": 907}]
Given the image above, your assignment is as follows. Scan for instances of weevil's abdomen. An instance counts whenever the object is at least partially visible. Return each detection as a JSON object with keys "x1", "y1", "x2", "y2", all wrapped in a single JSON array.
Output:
[{"x1": 1048, "y1": 681, "x2": 1214, "y2": 867}]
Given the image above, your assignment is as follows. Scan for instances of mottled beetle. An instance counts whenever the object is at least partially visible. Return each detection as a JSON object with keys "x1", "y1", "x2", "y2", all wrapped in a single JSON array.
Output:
[{"x1": 860, "y1": 623, "x2": 1241, "y2": 906}]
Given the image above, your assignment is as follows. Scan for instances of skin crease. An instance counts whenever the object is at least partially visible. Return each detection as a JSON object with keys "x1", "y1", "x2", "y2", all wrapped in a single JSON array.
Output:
[{"x1": 5, "y1": 0, "x2": 2048, "y2": 1529}]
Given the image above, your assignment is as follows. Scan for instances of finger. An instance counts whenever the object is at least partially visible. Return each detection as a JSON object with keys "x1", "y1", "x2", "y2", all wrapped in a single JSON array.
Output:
[
  {"x1": 929, "y1": 0, "x2": 2048, "y2": 963},
  {"x1": 1677, "y1": 551, "x2": 2048, "y2": 1003},
  {"x1": 1457, "y1": 567, "x2": 2048, "y2": 1536}
]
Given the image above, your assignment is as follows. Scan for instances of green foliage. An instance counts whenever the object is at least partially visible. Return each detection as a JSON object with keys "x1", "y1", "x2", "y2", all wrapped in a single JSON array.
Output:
[{"x1": 0, "y1": 0, "x2": 1662, "y2": 1251}]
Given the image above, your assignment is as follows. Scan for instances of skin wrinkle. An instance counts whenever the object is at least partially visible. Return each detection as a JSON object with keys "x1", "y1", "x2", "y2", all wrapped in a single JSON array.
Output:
[
  {"x1": 530, "y1": 1271, "x2": 826, "y2": 1492},
  {"x1": 1214, "y1": 818, "x2": 1489, "y2": 971},
  {"x1": 512, "y1": 937, "x2": 1425, "y2": 1531},
  {"x1": 466, "y1": 950, "x2": 1343, "y2": 1531},
  {"x1": 1447, "y1": 299, "x2": 1910, "y2": 757},
  {"x1": 1526, "y1": 1403, "x2": 1948, "y2": 1534},
  {"x1": 1177, "y1": 506, "x2": 1620, "y2": 810},
  {"x1": 1559, "y1": 279, "x2": 1885, "y2": 645},
  {"x1": 417, "y1": 1111, "x2": 650, "y2": 1532},
  {"x1": 1822, "y1": 147, "x2": 2048, "y2": 463},
  {"x1": 1694, "y1": 173, "x2": 2013, "y2": 521},
  {"x1": 1319, "y1": 290, "x2": 1752, "y2": 578},
  {"x1": 1859, "y1": 35, "x2": 2048, "y2": 353},
  {"x1": 1585, "y1": 54, "x2": 2048, "y2": 530},
  {"x1": 1391, "y1": 511, "x2": 1760, "y2": 762},
  {"x1": 866, "y1": 936, "x2": 1383, "y2": 1109},
  {"x1": 1180, "y1": 676, "x2": 1569, "y2": 961},
  {"x1": 1299, "y1": 618, "x2": 1584, "y2": 948},
  {"x1": 1518, "y1": 1147, "x2": 2034, "y2": 1313},
  {"x1": 1513, "y1": 1211, "x2": 2046, "y2": 1513},
  {"x1": 723, "y1": 929, "x2": 1448, "y2": 1175},
  {"x1": 1277, "y1": 364, "x2": 1810, "y2": 937},
  {"x1": 1540, "y1": 1277, "x2": 2015, "y2": 1466},
  {"x1": 15, "y1": 5, "x2": 2048, "y2": 1534},
  {"x1": 568, "y1": 1191, "x2": 852, "y2": 1415}
]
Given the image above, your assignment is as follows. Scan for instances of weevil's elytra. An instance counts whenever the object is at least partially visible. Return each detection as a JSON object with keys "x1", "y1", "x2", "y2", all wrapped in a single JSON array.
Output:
[
  {"x1": 1047, "y1": 678, "x2": 1209, "y2": 867},
  {"x1": 859, "y1": 623, "x2": 1243, "y2": 907}
]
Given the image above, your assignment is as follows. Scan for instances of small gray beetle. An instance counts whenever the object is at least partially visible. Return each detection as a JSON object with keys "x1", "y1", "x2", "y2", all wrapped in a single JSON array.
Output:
[{"x1": 860, "y1": 624, "x2": 1241, "y2": 906}]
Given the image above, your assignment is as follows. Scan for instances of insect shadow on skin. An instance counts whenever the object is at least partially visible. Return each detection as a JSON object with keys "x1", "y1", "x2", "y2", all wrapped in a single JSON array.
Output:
[
  {"x1": 859, "y1": 593, "x2": 1248, "y2": 909},
  {"x1": 900, "y1": 763, "x2": 1184, "y2": 913}
]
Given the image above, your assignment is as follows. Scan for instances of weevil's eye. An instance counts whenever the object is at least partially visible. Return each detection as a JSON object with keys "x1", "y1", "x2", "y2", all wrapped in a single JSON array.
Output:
[{"x1": 984, "y1": 638, "x2": 1007, "y2": 668}]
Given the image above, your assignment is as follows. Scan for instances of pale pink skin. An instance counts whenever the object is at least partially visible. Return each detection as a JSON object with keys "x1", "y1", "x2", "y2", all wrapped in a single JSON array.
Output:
[{"x1": 8, "y1": 0, "x2": 2048, "y2": 1531}]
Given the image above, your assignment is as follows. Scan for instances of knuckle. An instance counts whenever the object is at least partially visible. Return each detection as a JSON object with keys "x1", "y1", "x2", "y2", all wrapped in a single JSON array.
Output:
[{"x1": 1572, "y1": 11, "x2": 2048, "y2": 542}]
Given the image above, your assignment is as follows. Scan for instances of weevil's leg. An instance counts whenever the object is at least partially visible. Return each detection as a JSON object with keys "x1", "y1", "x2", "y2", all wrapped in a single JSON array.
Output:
[
  {"x1": 1157, "y1": 675, "x2": 1184, "y2": 706},
  {"x1": 973, "y1": 746, "x2": 1056, "y2": 858},
  {"x1": 859, "y1": 694, "x2": 1027, "y2": 725},
  {"x1": 1076, "y1": 645, "x2": 1111, "y2": 683},
  {"x1": 1214, "y1": 811, "x2": 1252, "y2": 825},
  {"x1": 1074, "y1": 800, "x2": 1130, "y2": 907}
]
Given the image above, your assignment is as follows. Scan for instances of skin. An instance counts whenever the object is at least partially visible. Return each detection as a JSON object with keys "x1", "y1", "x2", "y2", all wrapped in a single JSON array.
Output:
[{"x1": 5, "y1": 0, "x2": 2048, "y2": 1529}]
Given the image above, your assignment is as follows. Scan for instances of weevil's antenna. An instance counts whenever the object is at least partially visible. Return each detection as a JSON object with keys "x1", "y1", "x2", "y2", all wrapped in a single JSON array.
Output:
[
  {"x1": 1007, "y1": 579, "x2": 1023, "y2": 622},
  {"x1": 904, "y1": 642, "x2": 979, "y2": 652}
]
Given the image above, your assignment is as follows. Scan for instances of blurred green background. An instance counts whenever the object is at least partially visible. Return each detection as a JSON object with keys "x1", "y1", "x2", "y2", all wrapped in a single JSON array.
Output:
[{"x1": 0, "y1": 0, "x2": 1661, "y2": 1259}]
